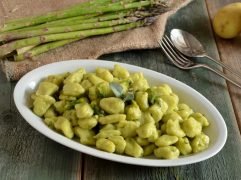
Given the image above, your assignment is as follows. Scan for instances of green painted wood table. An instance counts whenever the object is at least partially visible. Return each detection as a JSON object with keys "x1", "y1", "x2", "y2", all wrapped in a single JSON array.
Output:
[{"x1": 1, "y1": 0, "x2": 241, "y2": 179}]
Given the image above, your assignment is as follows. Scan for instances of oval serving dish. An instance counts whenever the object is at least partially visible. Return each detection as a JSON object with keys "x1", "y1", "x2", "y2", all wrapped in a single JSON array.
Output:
[{"x1": 13, "y1": 60, "x2": 227, "y2": 167}]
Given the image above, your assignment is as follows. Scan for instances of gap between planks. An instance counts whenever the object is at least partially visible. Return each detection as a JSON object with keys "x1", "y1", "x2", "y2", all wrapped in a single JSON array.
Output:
[{"x1": 204, "y1": 0, "x2": 241, "y2": 134}]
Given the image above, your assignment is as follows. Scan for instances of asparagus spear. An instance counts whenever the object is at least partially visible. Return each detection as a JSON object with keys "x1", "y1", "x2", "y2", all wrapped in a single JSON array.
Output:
[
  {"x1": 6, "y1": 10, "x2": 133, "y2": 34},
  {"x1": 1, "y1": 0, "x2": 135, "y2": 32},
  {"x1": 1, "y1": 18, "x2": 136, "y2": 41},
  {"x1": 0, "y1": 0, "x2": 153, "y2": 32},
  {"x1": 14, "y1": 39, "x2": 79, "y2": 61},
  {"x1": 13, "y1": 18, "x2": 155, "y2": 60},
  {"x1": 5, "y1": 0, "x2": 113, "y2": 24},
  {"x1": 16, "y1": 45, "x2": 36, "y2": 55},
  {"x1": 0, "y1": 21, "x2": 148, "y2": 57},
  {"x1": 1, "y1": 7, "x2": 163, "y2": 42},
  {"x1": 42, "y1": 10, "x2": 132, "y2": 26},
  {"x1": 1, "y1": 5, "x2": 167, "y2": 41}
]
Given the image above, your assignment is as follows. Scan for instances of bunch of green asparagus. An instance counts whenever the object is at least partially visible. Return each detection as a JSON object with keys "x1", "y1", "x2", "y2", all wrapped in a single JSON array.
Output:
[{"x1": 0, "y1": 0, "x2": 168, "y2": 61}]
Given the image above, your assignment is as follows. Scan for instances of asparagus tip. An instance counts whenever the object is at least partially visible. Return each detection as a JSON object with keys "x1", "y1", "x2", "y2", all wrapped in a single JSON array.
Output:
[{"x1": 143, "y1": 16, "x2": 158, "y2": 26}]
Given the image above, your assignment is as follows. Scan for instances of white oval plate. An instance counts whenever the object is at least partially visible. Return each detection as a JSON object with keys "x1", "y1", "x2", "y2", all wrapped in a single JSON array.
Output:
[{"x1": 14, "y1": 60, "x2": 227, "y2": 167}]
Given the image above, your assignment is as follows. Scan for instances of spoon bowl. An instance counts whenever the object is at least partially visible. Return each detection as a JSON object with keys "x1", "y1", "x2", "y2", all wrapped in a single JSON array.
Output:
[{"x1": 170, "y1": 29, "x2": 206, "y2": 57}]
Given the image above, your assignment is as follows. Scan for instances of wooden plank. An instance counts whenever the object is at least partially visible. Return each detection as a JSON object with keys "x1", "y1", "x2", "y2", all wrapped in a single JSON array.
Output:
[
  {"x1": 0, "y1": 0, "x2": 240, "y2": 179},
  {"x1": 83, "y1": 0, "x2": 241, "y2": 179},
  {"x1": 205, "y1": 0, "x2": 241, "y2": 132},
  {"x1": 0, "y1": 70, "x2": 12, "y2": 177}
]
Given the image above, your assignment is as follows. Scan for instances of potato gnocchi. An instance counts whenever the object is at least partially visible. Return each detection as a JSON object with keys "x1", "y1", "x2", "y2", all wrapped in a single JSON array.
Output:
[{"x1": 31, "y1": 64, "x2": 210, "y2": 159}]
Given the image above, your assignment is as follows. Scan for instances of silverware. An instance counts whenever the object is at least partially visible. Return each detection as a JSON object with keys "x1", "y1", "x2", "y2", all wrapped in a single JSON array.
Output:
[
  {"x1": 170, "y1": 29, "x2": 241, "y2": 79},
  {"x1": 159, "y1": 35, "x2": 241, "y2": 89}
]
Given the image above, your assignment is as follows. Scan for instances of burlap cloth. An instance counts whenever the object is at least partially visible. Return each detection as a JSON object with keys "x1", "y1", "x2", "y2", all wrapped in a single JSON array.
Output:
[{"x1": 0, "y1": 0, "x2": 191, "y2": 81}]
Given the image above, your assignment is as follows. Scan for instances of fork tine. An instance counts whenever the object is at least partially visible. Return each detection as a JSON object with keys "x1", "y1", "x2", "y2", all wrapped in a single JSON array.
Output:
[
  {"x1": 158, "y1": 38, "x2": 181, "y2": 67},
  {"x1": 159, "y1": 40, "x2": 188, "y2": 69},
  {"x1": 161, "y1": 36, "x2": 190, "y2": 67},
  {"x1": 163, "y1": 35, "x2": 193, "y2": 64},
  {"x1": 161, "y1": 37, "x2": 186, "y2": 66},
  {"x1": 162, "y1": 36, "x2": 194, "y2": 67}
]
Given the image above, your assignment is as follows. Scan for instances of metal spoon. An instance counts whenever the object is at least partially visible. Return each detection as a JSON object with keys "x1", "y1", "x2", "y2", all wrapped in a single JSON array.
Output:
[{"x1": 170, "y1": 29, "x2": 241, "y2": 79}]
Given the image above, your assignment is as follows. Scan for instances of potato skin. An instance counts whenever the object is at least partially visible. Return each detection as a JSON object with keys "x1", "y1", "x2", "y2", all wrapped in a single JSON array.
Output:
[{"x1": 213, "y1": 3, "x2": 241, "y2": 39}]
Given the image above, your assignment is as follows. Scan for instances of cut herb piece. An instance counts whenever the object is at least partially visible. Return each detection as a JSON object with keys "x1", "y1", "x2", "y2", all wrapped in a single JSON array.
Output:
[
  {"x1": 110, "y1": 82, "x2": 134, "y2": 102},
  {"x1": 147, "y1": 88, "x2": 158, "y2": 105},
  {"x1": 90, "y1": 100, "x2": 105, "y2": 115},
  {"x1": 109, "y1": 82, "x2": 124, "y2": 97},
  {"x1": 66, "y1": 97, "x2": 89, "y2": 109},
  {"x1": 123, "y1": 91, "x2": 134, "y2": 102}
]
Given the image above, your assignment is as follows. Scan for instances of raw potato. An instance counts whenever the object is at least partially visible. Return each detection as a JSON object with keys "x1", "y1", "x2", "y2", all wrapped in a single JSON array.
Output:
[{"x1": 213, "y1": 3, "x2": 241, "y2": 39}]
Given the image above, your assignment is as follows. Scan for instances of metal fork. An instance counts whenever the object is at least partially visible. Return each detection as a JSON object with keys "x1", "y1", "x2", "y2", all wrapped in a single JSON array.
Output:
[{"x1": 159, "y1": 35, "x2": 241, "y2": 89}]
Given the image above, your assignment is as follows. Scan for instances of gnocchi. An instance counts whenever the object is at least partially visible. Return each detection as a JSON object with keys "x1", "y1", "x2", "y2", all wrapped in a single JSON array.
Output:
[{"x1": 31, "y1": 64, "x2": 210, "y2": 159}]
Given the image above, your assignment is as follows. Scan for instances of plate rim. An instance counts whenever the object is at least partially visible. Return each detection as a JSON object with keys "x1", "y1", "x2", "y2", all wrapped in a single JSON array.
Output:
[{"x1": 13, "y1": 59, "x2": 227, "y2": 167}]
